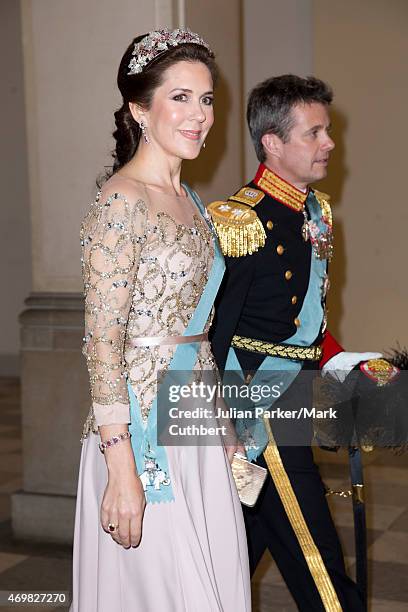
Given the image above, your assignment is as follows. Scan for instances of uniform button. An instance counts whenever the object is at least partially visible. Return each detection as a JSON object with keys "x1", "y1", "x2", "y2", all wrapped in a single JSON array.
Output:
[
  {"x1": 276, "y1": 244, "x2": 284, "y2": 255},
  {"x1": 285, "y1": 270, "x2": 293, "y2": 280},
  {"x1": 294, "y1": 317, "x2": 301, "y2": 327},
  {"x1": 291, "y1": 295, "x2": 297, "y2": 305},
  {"x1": 266, "y1": 220, "x2": 274, "y2": 230}
]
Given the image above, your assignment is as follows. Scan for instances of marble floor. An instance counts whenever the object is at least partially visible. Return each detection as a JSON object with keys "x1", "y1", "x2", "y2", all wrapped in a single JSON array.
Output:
[{"x1": 0, "y1": 377, "x2": 407, "y2": 611}]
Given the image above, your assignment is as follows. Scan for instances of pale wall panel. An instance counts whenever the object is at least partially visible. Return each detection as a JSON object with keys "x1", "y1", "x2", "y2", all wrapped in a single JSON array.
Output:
[
  {"x1": 313, "y1": 0, "x2": 408, "y2": 351},
  {"x1": 0, "y1": 1, "x2": 31, "y2": 373},
  {"x1": 183, "y1": 0, "x2": 243, "y2": 203},
  {"x1": 243, "y1": 0, "x2": 313, "y2": 179}
]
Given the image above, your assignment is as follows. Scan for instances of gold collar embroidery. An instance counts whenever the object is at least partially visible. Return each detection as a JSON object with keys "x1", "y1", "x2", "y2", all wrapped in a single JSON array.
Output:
[{"x1": 254, "y1": 164, "x2": 308, "y2": 212}]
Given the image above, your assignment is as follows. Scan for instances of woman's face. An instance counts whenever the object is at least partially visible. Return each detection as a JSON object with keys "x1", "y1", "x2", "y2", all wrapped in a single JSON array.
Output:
[{"x1": 140, "y1": 60, "x2": 214, "y2": 160}]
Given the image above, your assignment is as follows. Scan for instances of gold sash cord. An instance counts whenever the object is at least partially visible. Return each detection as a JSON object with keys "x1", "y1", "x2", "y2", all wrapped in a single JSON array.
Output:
[{"x1": 262, "y1": 416, "x2": 342, "y2": 611}]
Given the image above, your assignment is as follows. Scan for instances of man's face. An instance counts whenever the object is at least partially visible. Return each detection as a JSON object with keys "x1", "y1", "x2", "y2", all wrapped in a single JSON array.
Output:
[{"x1": 268, "y1": 102, "x2": 335, "y2": 188}]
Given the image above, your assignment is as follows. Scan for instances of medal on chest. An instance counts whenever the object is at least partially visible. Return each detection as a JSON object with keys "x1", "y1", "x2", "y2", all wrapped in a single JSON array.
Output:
[{"x1": 301, "y1": 208, "x2": 333, "y2": 261}]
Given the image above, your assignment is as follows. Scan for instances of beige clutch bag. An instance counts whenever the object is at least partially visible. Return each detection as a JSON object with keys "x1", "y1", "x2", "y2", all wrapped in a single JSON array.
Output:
[{"x1": 231, "y1": 453, "x2": 268, "y2": 507}]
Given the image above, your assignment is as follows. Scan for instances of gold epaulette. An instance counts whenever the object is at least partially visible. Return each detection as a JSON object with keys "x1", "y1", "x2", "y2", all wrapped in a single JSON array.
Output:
[
  {"x1": 207, "y1": 199, "x2": 266, "y2": 257},
  {"x1": 313, "y1": 189, "x2": 332, "y2": 227},
  {"x1": 229, "y1": 187, "x2": 265, "y2": 207}
]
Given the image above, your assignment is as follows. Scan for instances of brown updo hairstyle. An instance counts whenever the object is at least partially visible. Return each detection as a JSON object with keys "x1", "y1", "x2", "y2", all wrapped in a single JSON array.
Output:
[{"x1": 110, "y1": 34, "x2": 217, "y2": 176}]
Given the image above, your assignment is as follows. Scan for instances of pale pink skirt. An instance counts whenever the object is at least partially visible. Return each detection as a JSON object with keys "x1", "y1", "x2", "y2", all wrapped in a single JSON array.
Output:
[{"x1": 70, "y1": 435, "x2": 251, "y2": 611}]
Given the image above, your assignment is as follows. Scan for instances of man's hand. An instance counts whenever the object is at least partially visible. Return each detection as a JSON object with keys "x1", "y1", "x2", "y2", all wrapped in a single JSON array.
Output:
[{"x1": 322, "y1": 351, "x2": 383, "y2": 382}]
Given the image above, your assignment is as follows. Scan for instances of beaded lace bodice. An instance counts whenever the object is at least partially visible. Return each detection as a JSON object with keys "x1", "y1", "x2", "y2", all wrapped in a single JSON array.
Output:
[{"x1": 80, "y1": 176, "x2": 215, "y2": 437}]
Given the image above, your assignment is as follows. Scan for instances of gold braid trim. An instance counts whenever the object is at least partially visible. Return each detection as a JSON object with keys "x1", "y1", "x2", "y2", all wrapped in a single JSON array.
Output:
[
  {"x1": 207, "y1": 201, "x2": 266, "y2": 257},
  {"x1": 262, "y1": 417, "x2": 342, "y2": 612},
  {"x1": 255, "y1": 167, "x2": 308, "y2": 211},
  {"x1": 232, "y1": 335, "x2": 322, "y2": 361}
]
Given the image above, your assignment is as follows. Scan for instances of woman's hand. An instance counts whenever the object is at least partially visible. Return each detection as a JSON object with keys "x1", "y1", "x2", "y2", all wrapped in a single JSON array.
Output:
[
  {"x1": 216, "y1": 399, "x2": 246, "y2": 464},
  {"x1": 101, "y1": 466, "x2": 146, "y2": 548},
  {"x1": 224, "y1": 439, "x2": 247, "y2": 464},
  {"x1": 99, "y1": 425, "x2": 146, "y2": 548}
]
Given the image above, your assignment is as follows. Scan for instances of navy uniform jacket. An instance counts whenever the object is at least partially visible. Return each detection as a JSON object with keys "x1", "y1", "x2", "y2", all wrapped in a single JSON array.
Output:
[{"x1": 210, "y1": 163, "x2": 342, "y2": 373}]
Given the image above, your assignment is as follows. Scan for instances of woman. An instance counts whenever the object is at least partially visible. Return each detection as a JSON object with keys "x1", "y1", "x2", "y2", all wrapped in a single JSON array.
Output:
[{"x1": 70, "y1": 28, "x2": 251, "y2": 611}]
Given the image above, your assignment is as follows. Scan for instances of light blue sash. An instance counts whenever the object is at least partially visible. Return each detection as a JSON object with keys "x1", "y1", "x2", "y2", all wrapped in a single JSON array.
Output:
[
  {"x1": 225, "y1": 191, "x2": 328, "y2": 460},
  {"x1": 128, "y1": 185, "x2": 225, "y2": 503}
]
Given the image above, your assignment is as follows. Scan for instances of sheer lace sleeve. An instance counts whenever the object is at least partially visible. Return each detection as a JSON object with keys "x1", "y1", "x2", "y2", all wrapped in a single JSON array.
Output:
[{"x1": 81, "y1": 187, "x2": 147, "y2": 426}]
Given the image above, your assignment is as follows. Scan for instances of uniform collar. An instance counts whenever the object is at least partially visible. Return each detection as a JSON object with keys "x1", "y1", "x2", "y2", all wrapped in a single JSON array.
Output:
[{"x1": 254, "y1": 163, "x2": 309, "y2": 212}]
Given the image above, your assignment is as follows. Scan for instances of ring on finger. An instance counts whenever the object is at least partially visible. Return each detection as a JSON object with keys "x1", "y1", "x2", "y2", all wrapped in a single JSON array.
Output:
[{"x1": 108, "y1": 522, "x2": 118, "y2": 533}]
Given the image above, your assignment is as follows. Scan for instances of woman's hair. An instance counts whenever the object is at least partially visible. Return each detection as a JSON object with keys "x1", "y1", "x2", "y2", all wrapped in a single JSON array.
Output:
[{"x1": 107, "y1": 35, "x2": 217, "y2": 178}]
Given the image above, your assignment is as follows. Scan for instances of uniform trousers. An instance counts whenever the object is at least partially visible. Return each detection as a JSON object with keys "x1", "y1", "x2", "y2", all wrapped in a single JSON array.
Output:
[
  {"x1": 241, "y1": 360, "x2": 365, "y2": 611},
  {"x1": 245, "y1": 448, "x2": 365, "y2": 611}
]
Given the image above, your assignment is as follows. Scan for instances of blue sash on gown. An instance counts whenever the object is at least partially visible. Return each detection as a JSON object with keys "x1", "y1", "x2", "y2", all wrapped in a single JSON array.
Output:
[{"x1": 128, "y1": 185, "x2": 225, "y2": 503}]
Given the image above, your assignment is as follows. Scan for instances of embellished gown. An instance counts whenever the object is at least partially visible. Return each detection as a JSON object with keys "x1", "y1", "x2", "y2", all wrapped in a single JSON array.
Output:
[{"x1": 70, "y1": 175, "x2": 251, "y2": 611}]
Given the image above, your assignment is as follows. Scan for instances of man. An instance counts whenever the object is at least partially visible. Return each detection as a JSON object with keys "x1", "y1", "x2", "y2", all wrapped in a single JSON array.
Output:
[{"x1": 210, "y1": 75, "x2": 380, "y2": 611}]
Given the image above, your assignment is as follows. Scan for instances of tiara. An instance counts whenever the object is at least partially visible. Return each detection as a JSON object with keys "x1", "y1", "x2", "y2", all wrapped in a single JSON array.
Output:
[{"x1": 127, "y1": 28, "x2": 212, "y2": 75}]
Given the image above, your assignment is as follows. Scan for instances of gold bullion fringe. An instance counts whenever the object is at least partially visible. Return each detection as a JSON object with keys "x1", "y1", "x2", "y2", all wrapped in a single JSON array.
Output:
[
  {"x1": 212, "y1": 218, "x2": 266, "y2": 257},
  {"x1": 262, "y1": 417, "x2": 343, "y2": 612}
]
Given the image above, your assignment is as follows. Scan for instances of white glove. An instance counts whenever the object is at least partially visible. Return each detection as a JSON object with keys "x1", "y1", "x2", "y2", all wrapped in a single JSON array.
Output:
[{"x1": 322, "y1": 351, "x2": 383, "y2": 383}]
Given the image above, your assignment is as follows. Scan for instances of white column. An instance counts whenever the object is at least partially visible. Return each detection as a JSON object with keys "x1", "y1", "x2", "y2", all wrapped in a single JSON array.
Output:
[{"x1": 15, "y1": 0, "x2": 174, "y2": 544}]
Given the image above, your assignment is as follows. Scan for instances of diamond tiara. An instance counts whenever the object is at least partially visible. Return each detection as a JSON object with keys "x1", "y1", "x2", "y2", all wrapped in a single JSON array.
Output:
[{"x1": 127, "y1": 28, "x2": 212, "y2": 76}]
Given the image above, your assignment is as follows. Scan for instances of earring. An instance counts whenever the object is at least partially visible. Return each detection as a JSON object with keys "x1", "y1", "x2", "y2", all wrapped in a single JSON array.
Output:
[
  {"x1": 140, "y1": 121, "x2": 149, "y2": 144},
  {"x1": 202, "y1": 142, "x2": 206, "y2": 149}
]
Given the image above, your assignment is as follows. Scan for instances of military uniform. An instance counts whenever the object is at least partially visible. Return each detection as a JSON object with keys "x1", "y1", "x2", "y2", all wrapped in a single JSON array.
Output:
[{"x1": 210, "y1": 164, "x2": 365, "y2": 611}]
